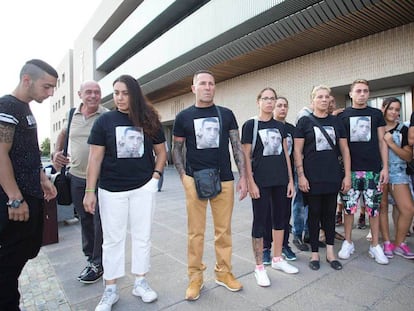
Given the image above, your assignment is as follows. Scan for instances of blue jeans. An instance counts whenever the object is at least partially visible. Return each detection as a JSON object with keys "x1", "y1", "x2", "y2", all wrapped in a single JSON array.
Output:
[{"x1": 292, "y1": 172, "x2": 308, "y2": 239}]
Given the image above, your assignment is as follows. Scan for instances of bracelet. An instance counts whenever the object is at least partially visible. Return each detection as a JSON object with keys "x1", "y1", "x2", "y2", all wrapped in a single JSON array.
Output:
[
  {"x1": 85, "y1": 188, "x2": 95, "y2": 193},
  {"x1": 153, "y1": 170, "x2": 163, "y2": 177}
]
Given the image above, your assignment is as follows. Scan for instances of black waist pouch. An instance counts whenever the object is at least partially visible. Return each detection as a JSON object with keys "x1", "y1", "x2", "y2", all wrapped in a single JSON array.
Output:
[{"x1": 193, "y1": 168, "x2": 222, "y2": 199}]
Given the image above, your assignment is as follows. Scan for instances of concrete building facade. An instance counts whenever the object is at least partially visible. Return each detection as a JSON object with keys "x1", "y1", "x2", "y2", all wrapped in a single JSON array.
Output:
[
  {"x1": 50, "y1": 0, "x2": 414, "y2": 159},
  {"x1": 50, "y1": 50, "x2": 74, "y2": 149}
]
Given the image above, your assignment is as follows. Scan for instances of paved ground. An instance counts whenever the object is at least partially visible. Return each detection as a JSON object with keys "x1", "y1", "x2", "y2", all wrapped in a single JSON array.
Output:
[{"x1": 19, "y1": 167, "x2": 414, "y2": 310}]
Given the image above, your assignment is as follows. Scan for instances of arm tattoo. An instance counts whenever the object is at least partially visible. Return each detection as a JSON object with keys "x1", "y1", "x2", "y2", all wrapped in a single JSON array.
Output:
[
  {"x1": 172, "y1": 140, "x2": 186, "y2": 176},
  {"x1": 229, "y1": 129, "x2": 246, "y2": 177},
  {"x1": 0, "y1": 123, "x2": 15, "y2": 143}
]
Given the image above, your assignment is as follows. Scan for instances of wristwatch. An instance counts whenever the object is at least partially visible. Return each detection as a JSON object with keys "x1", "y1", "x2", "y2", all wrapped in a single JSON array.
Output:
[{"x1": 6, "y1": 198, "x2": 25, "y2": 208}]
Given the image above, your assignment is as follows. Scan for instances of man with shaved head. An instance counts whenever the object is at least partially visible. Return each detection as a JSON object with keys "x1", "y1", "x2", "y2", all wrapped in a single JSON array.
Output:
[
  {"x1": 0, "y1": 59, "x2": 58, "y2": 310},
  {"x1": 53, "y1": 81, "x2": 108, "y2": 284}
]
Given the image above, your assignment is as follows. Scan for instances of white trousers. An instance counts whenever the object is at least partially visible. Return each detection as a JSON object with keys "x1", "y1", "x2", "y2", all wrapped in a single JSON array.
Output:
[{"x1": 98, "y1": 178, "x2": 158, "y2": 280}]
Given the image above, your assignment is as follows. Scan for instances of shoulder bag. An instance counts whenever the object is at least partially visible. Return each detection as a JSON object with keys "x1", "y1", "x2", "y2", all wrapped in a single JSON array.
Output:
[{"x1": 54, "y1": 108, "x2": 75, "y2": 205}]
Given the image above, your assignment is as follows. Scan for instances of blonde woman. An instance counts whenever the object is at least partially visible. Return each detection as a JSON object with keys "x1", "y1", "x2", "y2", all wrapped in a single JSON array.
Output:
[{"x1": 294, "y1": 85, "x2": 351, "y2": 270}]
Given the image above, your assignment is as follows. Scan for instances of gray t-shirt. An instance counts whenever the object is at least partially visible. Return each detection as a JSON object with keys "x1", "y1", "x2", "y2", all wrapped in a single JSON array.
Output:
[{"x1": 68, "y1": 104, "x2": 108, "y2": 179}]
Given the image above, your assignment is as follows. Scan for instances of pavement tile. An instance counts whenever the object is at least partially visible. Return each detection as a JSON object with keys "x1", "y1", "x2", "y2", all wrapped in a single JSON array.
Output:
[{"x1": 19, "y1": 167, "x2": 414, "y2": 310}]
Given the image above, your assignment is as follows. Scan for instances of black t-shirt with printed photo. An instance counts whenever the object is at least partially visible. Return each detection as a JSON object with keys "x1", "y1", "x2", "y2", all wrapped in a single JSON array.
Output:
[
  {"x1": 173, "y1": 104, "x2": 237, "y2": 181},
  {"x1": 242, "y1": 118, "x2": 288, "y2": 187},
  {"x1": 88, "y1": 110, "x2": 165, "y2": 192},
  {"x1": 338, "y1": 106, "x2": 385, "y2": 172},
  {"x1": 0, "y1": 95, "x2": 43, "y2": 199},
  {"x1": 295, "y1": 114, "x2": 346, "y2": 194}
]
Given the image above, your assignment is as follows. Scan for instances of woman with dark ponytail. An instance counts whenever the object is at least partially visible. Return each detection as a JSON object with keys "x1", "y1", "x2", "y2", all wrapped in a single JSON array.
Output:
[
  {"x1": 379, "y1": 97, "x2": 414, "y2": 260},
  {"x1": 84, "y1": 75, "x2": 167, "y2": 310}
]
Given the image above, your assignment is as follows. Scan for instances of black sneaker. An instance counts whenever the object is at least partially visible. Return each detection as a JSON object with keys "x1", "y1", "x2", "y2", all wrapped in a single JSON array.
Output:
[
  {"x1": 263, "y1": 248, "x2": 271, "y2": 265},
  {"x1": 293, "y1": 237, "x2": 309, "y2": 251},
  {"x1": 357, "y1": 214, "x2": 366, "y2": 229},
  {"x1": 79, "y1": 263, "x2": 103, "y2": 284},
  {"x1": 77, "y1": 263, "x2": 92, "y2": 281},
  {"x1": 282, "y1": 246, "x2": 297, "y2": 261}
]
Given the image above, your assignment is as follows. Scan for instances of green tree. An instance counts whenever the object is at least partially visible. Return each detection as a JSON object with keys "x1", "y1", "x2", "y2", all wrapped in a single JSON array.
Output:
[{"x1": 40, "y1": 137, "x2": 50, "y2": 157}]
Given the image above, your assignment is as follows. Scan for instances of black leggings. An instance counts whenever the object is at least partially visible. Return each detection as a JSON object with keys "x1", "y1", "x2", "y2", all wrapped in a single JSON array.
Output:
[
  {"x1": 252, "y1": 185, "x2": 288, "y2": 238},
  {"x1": 263, "y1": 197, "x2": 291, "y2": 249},
  {"x1": 306, "y1": 193, "x2": 337, "y2": 252}
]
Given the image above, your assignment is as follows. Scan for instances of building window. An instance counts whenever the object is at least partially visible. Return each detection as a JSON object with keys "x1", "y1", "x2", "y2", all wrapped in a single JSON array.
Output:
[
  {"x1": 368, "y1": 88, "x2": 411, "y2": 122},
  {"x1": 62, "y1": 73, "x2": 65, "y2": 83},
  {"x1": 62, "y1": 96, "x2": 65, "y2": 106}
]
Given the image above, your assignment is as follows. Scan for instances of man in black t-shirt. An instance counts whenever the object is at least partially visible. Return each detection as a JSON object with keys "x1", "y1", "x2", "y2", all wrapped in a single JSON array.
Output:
[
  {"x1": 173, "y1": 70, "x2": 247, "y2": 301},
  {"x1": 0, "y1": 59, "x2": 58, "y2": 310},
  {"x1": 337, "y1": 79, "x2": 389, "y2": 265}
]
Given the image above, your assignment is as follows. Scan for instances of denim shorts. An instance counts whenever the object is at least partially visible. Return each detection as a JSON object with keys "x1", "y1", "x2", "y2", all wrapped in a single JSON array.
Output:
[
  {"x1": 389, "y1": 164, "x2": 411, "y2": 185},
  {"x1": 388, "y1": 178, "x2": 414, "y2": 205}
]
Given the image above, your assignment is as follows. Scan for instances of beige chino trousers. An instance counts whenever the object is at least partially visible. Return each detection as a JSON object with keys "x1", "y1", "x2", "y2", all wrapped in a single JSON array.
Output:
[{"x1": 182, "y1": 175, "x2": 235, "y2": 280}]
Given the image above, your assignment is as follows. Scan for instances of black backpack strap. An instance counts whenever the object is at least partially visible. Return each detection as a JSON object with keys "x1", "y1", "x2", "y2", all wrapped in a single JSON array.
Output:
[
  {"x1": 61, "y1": 107, "x2": 76, "y2": 174},
  {"x1": 63, "y1": 108, "x2": 76, "y2": 156}
]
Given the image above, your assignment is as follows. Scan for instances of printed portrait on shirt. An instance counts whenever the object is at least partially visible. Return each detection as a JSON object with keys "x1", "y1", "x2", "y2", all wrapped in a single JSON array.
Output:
[
  {"x1": 259, "y1": 128, "x2": 282, "y2": 156},
  {"x1": 116, "y1": 126, "x2": 144, "y2": 158},
  {"x1": 350, "y1": 116, "x2": 371, "y2": 142},
  {"x1": 314, "y1": 126, "x2": 336, "y2": 151},
  {"x1": 286, "y1": 133, "x2": 293, "y2": 156},
  {"x1": 195, "y1": 117, "x2": 220, "y2": 149}
]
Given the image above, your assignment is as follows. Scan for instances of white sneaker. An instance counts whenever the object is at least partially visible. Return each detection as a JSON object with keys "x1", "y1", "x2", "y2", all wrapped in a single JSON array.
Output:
[
  {"x1": 369, "y1": 244, "x2": 389, "y2": 265},
  {"x1": 95, "y1": 288, "x2": 119, "y2": 311},
  {"x1": 254, "y1": 267, "x2": 271, "y2": 287},
  {"x1": 271, "y1": 257, "x2": 299, "y2": 274},
  {"x1": 338, "y1": 240, "x2": 355, "y2": 259},
  {"x1": 132, "y1": 278, "x2": 158, "y2": 303}
]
